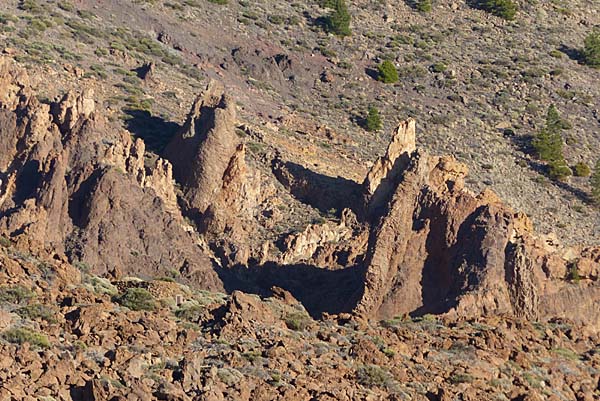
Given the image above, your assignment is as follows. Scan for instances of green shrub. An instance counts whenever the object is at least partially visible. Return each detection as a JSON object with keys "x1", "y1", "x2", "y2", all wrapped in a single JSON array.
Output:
[
  {"x1": 415, "y1": 0, "x2": 432, "y2": 12},
  {"x1": 116, "y1": 288, "x2": 156, "y2": 311},
  {"x1": 591, "y1": 160, "x2": 600, "y2": 204},
  {"x1": 582, "y1": 28, "x2": 600, "y2": 69},
  {"x1": 476, "y1": 0, "x2": 517, "y2": 20},
  {"x1": 84, "y1": 275, "x2": 118, "y2": 296},
  {"x1": 175, "y1": 304, "x2": 204, "y2": 322},
  {"x1": 430, "y1": 62, "x2": 447, "y2": 73},
  {"x1": 2, "y1": 327, "x2": 50, "y2": 348},
  {"x1": 0, "y1": 285, "x2": 35, "y2": 304},
  {"x1": 356, "y1": 364, "x2": 394, "y2": 388},
  {"x1": 365, "y1": 106, "x2": 383, "y2": 132},
  {"x1": 207, "y1": 0, "x2": 227, "y2": 4},
  {"x1": 323, "y1": 0, "x2": 351, "y2": 37},
  {"x1": 19, "y1": 0, "x2": 43, "y2": 13},
  {"x1": 566, "y1": 262, "x2": 580, "y2": 283},
  {"x1": 284, "y1": 312, "x2": 311, "y2": 331},
  {"x1": 548, "y1": 160, "x2": 572, "y2": 181},
  {"x1": 57, "y1": 1, "x2": 74, "y2": 11},
  {"x1": 573, "y1": 162, "x2": 591, "y2": 177},
  {"x1": 449, "y1": 373, "x2": 475, "y2": 384},
  {"x1": 15, "y1": 304, "x2": 57, "y2": 323},
  {"x1": 377, "y1": 60, "x2": 398, "y2": 83},
  {"x1": 0, "y1": 236, "x2": 11, "y2": 248}
]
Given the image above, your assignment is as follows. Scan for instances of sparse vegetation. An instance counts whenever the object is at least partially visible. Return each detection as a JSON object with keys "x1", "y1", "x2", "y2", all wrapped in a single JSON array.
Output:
[
  {"x1": 475, "y1": 0, "x2": 517, "y2": 20},
  {"x1": 0, "y1": 285, "x2": 35, "y2": 304},
  {"x1": 356, "y1": 364, "x2": 395, "y2": 389},
  {"x1": 2, "y1": 327, "x2": 50, "y2": 348},
  {"x1": 0, "y1": 236, "x2": 11, "y2": 247},
  {"x1": 175, "y1": 304, "x2": 204, "y2": 322},
  {"x1": 15, "y1": 304, "x2": 57, "y2": 323},
  {"x1": 430, "y1": 62, "x2": 447, "y2": 73},
  {"x1": 284, "y1": 312, "x2": 311, "y2": 331},
  {"x1": 449, "y1": 373, "x2": 475, "y2": 384},
  {"x1": 415, "y1": 0, "x2": 432, "y2": 13},
  {"x1": 573, "y1": 162, "x2": 591, "y2": 177},
  {"x1": 566, "y1": 261, "x2": 580, "y2": 283},
  {"x1": 591, "y1": 160, "x2": 600, "y2": 204}
]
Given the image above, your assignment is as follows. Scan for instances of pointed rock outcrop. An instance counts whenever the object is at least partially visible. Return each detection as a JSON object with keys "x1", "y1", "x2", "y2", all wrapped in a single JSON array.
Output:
[
  {"x1": 163, "y1": 80, "x2": 239, "y2": 217},
  {"x1": 0, "y1": 57, "x2": 222, "y2": 291},
  {"x1": 355, "y1": 119, "x2": 600, "y2": 328}
]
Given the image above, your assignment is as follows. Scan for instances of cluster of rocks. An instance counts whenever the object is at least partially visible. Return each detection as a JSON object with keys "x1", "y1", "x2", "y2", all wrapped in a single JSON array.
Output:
[{"x1": 0, "y1": 246, "x2": 598, "y2": 400}]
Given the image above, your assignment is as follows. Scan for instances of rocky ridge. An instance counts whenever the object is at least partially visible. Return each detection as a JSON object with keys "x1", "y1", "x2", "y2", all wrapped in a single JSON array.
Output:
[
  {"x1": 0, "y1": 56, "x2": 599, "y2": 330},
  {"x1": 0, "y1": 47, "x2": 599, "y2": 399}
]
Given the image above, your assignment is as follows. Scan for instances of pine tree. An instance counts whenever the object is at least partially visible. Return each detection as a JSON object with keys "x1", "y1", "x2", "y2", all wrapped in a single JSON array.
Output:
[
  {"x1": 591, "y1": 159, "x2": 600, "y2": 204},
  {"x1": 583, "y1": 28, "x2": 600, "y2": 69},
  {"x1": 365, "y1": 106, "x2": 382, "y2": 132},
  {"x1": 325, "y1": 0, "x2": 351, "y2": 37},
  {"x1": 532, "y1": 105, "x2": 572, "y2": 180}
]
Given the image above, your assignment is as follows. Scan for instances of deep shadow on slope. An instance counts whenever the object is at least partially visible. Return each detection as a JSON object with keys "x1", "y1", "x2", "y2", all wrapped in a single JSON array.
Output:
[
  {"x1": 123, "y1": 109, "x2": 180, "y2": 154},
  {"x1": 217, "y1": 263, "x2": 365, "y2": 319},
  {"x1": 272, "y1": 159, "x2": 364, "y2": 218}
]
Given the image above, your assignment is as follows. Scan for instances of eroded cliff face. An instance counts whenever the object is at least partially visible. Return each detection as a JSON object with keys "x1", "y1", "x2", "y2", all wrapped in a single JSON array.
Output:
[
  {"x1": 354, "y1": 119, "x2": 600, "y2": 327},
  {"x1": 0, "y1": 57, "x2": 221, "y2": 290},
  {"x1": 0, "y1": 56, "x2": 598, "y2": 329}
]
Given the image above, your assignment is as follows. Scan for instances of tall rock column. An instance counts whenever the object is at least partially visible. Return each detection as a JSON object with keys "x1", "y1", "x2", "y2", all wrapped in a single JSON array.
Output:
[{"x1": 163, "y1": 81, "x2": 239, "y2": 217}]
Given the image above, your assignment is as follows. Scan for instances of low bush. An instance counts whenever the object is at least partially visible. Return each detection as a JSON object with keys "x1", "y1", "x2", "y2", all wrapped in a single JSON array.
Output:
[
  {"x1": 2, "y1": 327, "x2": 50, "y2": 348},
  {"x1": 15, "y1": 304, "x2": 57, "y2": 323},
  {"x1": 284, "y1": 312, "x2": 311, "y2": 331},
  {"x1": 415, "y1": 0, "x2": 432, "y2": 12},
  {"x1": 356, "y1": 364, "x2": 394, "y2": 388},
  {"x1": 474, "y1": 0, "x2": 517, "y2": 20},
  {"x1": 0, "y1": 285, "x2": 35, "y2": 304},
  {"x1": 573, "y1": 162, "x2": 591, "y2": 177},
  {"x1": 115, "y1": 288, "x2": 156, "y2": 311}
]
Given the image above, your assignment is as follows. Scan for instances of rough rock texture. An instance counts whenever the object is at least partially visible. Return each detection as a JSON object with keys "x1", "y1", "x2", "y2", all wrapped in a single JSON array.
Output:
[
  {"x1": 0, "y1": 57, "x2": 222, "y2": 290},
  {"x1": 363, "y1": 118, "x2": 416, "y2": 215},
  {"x1": 277, "y1": 208, "x2": 365, "y2": 269},
  {"x1": 354, "y1": 120, "x2": 600, "y2": 327},
  {"x1": 1, "y1": 55, "x2": 599, "y2": 332},
  {"x1": 0, "y1": 247, "x2": 599, "y2": 401},
  {"x1": 163, "y1": 80, "x2": 239, "y2": 217}
]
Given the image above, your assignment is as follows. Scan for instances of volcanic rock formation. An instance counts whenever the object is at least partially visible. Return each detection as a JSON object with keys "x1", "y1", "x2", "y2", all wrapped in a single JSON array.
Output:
[
  {"x1": 0, "y1": 56, "x2": 598, "y2": 330},
  {"x1": 354, "y1": 119, "x2": 600, "y2": 327},
  {"x1": 0, "y1": 57, "x2": 221, "y2": 290}
]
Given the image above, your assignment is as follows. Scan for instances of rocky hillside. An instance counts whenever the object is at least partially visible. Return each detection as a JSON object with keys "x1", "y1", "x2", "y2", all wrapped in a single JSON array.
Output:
[
  {"x1": 0, "y1": 0, "x2": 598, "y2": 243},
  {"x1": 1, "y1": 243, "x2": 599, "y2": 400},
  {"x1": 1, "y1": 55, "x2": 599, "y2": 325},
  {"x1": 0, "y1": 0, "x2": 599, "y2": 399}
]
